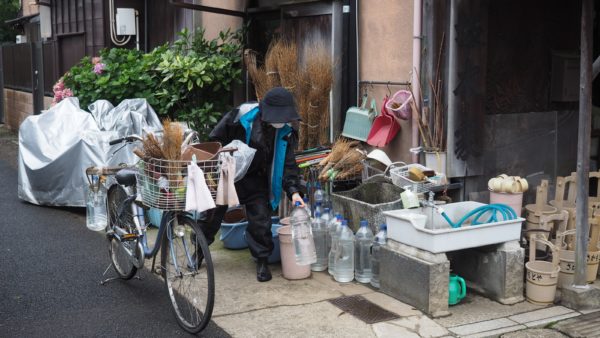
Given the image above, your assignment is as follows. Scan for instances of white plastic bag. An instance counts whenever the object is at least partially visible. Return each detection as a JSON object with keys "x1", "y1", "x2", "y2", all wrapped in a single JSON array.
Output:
[{"x1": 225, "y1": 139, "x2": 257, "y2": 182}]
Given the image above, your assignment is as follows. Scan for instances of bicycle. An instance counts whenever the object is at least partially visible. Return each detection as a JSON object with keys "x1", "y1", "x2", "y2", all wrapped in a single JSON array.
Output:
[{"x1": 86, "y1": 134, "x2": 221, "y2": 334}]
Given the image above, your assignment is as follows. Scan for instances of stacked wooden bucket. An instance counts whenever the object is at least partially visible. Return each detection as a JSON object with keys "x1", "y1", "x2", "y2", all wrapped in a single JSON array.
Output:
[{"x1": 523, "y1": 173, "x2": 600, "y2": 304}]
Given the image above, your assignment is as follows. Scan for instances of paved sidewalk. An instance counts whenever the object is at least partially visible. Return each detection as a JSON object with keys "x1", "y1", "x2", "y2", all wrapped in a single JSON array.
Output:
[{"x1": 4, "y1": 123, "x2": 598, "y2": 337}]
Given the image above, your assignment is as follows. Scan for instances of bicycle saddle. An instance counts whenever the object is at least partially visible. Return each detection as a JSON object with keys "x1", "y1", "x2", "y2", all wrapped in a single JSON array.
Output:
[{"x1": 116, "y1": 169, "x2": 138, "y2": 187}]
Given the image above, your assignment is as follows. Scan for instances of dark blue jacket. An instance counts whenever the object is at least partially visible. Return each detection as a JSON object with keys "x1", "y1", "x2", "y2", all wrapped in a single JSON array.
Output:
[{"x1": 209, "y1": 106, "x2": 302, "y2": 204}]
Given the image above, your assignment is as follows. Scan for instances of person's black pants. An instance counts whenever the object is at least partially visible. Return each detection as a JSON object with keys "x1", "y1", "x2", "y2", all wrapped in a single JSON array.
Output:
[{"x1": 197, "y1": 197, "x2": 274, "y2": 259}]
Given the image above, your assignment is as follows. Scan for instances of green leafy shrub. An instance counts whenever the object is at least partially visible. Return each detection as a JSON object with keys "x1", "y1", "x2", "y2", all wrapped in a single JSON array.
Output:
[{"x1": 63, "y1": 27, "x2": 244, "y2": 139}]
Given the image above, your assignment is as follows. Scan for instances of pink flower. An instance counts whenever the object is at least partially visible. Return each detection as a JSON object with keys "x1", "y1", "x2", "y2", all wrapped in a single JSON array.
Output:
[
  {"x1": 62, "y1": 88, "x2": 74, "y2": 98},
  {"x1": 93, "y1": 63, "x2": 106, "y2": 75},
  {"x1": 50, "y1": 77, "x2": 74, "y2": 106},
  {"x1": 92, "y1": 56, "x2": 102, "y2": 65},
  {"x1": 53, "y1": 79, "x2": 65, "y2": 92}
]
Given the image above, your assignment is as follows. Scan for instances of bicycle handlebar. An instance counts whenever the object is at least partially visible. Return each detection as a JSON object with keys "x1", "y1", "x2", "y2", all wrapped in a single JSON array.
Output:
[{"x1": 109, "y1": 135, "x2": 143, "y2": 146}]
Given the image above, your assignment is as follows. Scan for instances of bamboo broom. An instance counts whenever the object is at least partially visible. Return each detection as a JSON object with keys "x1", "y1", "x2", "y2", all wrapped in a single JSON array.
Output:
[{"x1": 244, "y1": 49, "x2": 269, "y2": 100}]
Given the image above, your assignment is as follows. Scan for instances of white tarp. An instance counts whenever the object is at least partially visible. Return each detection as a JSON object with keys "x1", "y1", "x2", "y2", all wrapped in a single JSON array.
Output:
[{"x1": 18, "y1": 97, "x2": 162, "y2": 206}]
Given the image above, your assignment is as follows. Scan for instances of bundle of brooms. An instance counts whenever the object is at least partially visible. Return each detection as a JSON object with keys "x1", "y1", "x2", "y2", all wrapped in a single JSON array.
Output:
[
  {"x1": 244, "y1": 37, "x2": 333, "y2": 150},
  {"x1": 318, "y1": 138, "x2": 365, "y2": 181}
]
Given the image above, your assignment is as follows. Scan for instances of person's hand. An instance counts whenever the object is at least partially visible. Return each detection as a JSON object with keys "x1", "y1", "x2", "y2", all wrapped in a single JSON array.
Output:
[{"x1": 292, "y1": 193, "x2": 305, "y2": 207}]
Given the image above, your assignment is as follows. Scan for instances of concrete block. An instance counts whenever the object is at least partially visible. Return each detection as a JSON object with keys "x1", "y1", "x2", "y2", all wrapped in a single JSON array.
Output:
[
  {"x1": 448, "y1": 317, "x2": 518, "y2": 336},
  {"x1": 448, "y1": 241, "x2": 525, "y2": 304},
  {"x1": 508, "y1": 306, "x2": 574, "y2": 324},
  {"x1": 380, "y1": 240, "x2": 450, "y2": 317},
  {"x1": 560, "y1": 283, "x2": 600, "y2": 311}
]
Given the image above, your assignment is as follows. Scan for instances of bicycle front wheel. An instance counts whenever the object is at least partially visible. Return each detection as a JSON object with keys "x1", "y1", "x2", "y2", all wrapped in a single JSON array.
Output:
[
  {"x1": 161, "y1": 214, "x2": 214, "y2": 334},
  {"x1": 107, "y1": 185, "x2": 138, "y2": 280}
]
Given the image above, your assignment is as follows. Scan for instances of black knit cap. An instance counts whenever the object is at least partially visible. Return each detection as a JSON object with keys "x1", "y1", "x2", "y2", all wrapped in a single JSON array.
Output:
[{"x1": 260, "y1": 87, "x2": 301, "y2": 123}]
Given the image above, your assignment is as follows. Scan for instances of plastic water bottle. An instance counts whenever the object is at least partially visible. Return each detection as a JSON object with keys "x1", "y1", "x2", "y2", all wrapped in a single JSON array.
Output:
[
  {"x1": 334, "y1": 220, "x2": 355, "y2": 282},
  {"x1": 290, "y1": 201, "x2": 317, "y2": 265},
  {"x1": 313, "y1": 182, "x2": 324, "y2": 217},
  {"x1": 314, "y1": 182, "x2": 324, "y2": 205},
  {"x1": 311, "y1": 210, "x2": 328, "y2": 271},
  {"x1": 354, "y1": 220, "x2": 374, "y2": 283},
  {"x1": 303, "y1": 197, "x2": 312, "y2": 216},
  {"x1": 86, "y1": 175, "x2": 107, "y2": 232},
  {"x1": 328, "y1": 214, "x2": 343, "y2": 275},
  {"x1": 370, "y1": 224, "x2": 388, "y2": 288}
]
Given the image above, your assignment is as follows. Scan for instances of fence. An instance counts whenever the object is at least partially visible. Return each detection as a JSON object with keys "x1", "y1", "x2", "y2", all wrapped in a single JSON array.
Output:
[{"x1": 1, "y1": 41, "x2": 58, "y2": 119}]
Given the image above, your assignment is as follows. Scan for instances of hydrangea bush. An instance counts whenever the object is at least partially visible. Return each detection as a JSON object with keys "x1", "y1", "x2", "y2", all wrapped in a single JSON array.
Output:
[{"x1": 61, "y1": 27, "x2": 245, "y2": 139}]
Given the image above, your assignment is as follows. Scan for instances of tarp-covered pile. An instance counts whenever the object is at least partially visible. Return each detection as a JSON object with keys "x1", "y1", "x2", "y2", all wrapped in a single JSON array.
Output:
[{"x1": 18, "y1": 97, "x2": 163, "y2": 206}]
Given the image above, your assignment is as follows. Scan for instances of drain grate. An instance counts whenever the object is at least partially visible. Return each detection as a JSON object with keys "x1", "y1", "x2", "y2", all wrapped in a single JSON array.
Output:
[
  {"x1": 328, "y1": 295, "x2": 400, "y2": 324},
  {"x1": 554, "y1": 311, "x2": 600, "y2": 338}
]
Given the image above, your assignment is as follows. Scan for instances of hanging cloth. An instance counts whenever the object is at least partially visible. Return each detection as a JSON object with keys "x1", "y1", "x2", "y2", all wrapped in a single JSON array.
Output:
[
  {"x1": 269, "y1": 125, "x2": 292, "y2": 210},
  {"x1": 185, "y1": 160, "x2": 216, "y2": 213},
  {"x1": 239, "y1": 107, "x2": 260, "y2": 145},
  {"x1": 216, "y1": 154, "x2": 239, "y2": 207}
]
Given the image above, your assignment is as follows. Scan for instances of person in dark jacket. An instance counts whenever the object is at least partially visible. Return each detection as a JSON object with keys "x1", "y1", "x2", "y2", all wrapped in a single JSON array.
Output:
[{"x1": 202, "y1": 87, "x2": 305, "y2": 282}]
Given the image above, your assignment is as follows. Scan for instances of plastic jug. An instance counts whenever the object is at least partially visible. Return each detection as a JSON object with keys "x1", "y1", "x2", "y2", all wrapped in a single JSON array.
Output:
[
  {"x1": 311, "y1": 210, "x2": 328, "y2": 271},
  {"x1": 448, "y1": 274, "x2": 466, "y2": 305},
  {"x1": 290, "y1": 202, "x2": 317, "y2": 265},
  {"x1": 354, "y1": 220, "x2": 374, "y2": 283}
]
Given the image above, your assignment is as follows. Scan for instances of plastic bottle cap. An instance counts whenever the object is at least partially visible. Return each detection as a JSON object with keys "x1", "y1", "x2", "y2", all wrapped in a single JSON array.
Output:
[
  {"x1": 295, "y1": 201, "x2": 301, "y2": 207},
  {"x1": 324, "y1": 208, "x2": 330, "y2": 212},
  {"x1": 380, "y1": 224, "x2": 387, "y2": 230},
  {"x1": 360, "y1": 220, "x2": 368, "y2": 227},
  {"x1": 342, "y1": 220, "x2": 348, "y2": 226},
  {"x1": 315, "y1": 211, "x2": 321, "y2": 217}
]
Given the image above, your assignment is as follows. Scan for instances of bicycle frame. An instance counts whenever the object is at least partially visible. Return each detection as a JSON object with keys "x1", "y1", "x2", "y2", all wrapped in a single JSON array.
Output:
[{"x1": 113, "y1": 188, "x2": 195, "y2": 271}]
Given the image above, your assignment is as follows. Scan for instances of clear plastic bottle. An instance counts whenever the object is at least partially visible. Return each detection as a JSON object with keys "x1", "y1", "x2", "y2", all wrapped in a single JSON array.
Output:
[
  {"x1": 328, "y1": 214, "x2": 343, "y2": 275},
  {"x1": 334, "y1": 220, "x2": 355, "y2": 282},
  {"x1": 370, "y1": 224, "x2": 388, "y2": 288},
  {"x1": 303, "y1": 197, "x2": 312, "y2": 216},
  {"x1": 354, "y1": 220, "x2": 374, "y2": 283},
  {"x1": 290, "y1": 201, "x2": 317, "y2": 265},
  {"x1": 311, "y1": 210, "x2": 328, "y2": 271},
  {"x1": 86, "y1": 175, "x2": 107, "y2": 231},
  {"x1": 314, "y1": 182, "x2": 324, "y2": 205}
]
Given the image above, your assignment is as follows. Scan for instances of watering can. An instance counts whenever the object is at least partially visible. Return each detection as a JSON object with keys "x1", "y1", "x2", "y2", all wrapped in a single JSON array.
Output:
[{"x1": 448, "y1": 274, "x2": 466, "y2": 305}]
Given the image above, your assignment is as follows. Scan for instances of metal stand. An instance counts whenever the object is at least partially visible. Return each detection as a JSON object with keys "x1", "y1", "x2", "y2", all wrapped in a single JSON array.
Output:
[{"x1": 99, "y1": 262, "x2": 142, "y2": 285}]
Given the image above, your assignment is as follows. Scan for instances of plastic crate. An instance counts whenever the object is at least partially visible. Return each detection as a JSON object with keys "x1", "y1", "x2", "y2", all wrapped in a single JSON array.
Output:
[{"x1": 389, "y1": 163, "x2": 438, "y2": 193}]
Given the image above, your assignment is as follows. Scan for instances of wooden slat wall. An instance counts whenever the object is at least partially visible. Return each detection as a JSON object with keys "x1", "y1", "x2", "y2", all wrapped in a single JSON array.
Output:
[{"x1": 51, "y1": 0, "x2": 106, "y2": 74}]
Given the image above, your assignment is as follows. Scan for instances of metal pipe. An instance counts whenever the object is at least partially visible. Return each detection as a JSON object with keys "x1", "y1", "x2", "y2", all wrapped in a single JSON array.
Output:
[
  {"x1": 412, "y1": 0, "x2": 422, "y2": 163},
  {"x1": 358, "y1": 80, "x2": 410, "y2": 86},
  {"x1": 573, "y1": 0, "x2": 594, "y2": 288},
  {"x1": 168, "y1": 0, "x2": 245, "y2": 17}
]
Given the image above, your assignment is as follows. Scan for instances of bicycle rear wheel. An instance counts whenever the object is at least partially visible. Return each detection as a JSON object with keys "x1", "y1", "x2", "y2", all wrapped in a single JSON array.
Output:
[
  {"x1": 107, "y1": 185, "x2": 138, "y2": 280},
  {"x1": 161, "y1": 214, "x2": 214, "y2": 334}
]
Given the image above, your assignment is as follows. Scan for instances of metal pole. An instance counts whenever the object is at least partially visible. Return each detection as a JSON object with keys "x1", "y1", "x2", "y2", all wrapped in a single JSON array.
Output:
[
  {"x1": 573, "y1": 0, "x2": 593, "y2": 288},
  {"x1": 0, "y1": 46, "x2": 4, "y2": 124}
]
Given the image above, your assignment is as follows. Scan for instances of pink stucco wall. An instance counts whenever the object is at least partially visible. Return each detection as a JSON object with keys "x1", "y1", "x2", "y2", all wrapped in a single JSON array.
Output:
[{"x1": 359, "y1": 0, "x2": 415, "y2": 163}]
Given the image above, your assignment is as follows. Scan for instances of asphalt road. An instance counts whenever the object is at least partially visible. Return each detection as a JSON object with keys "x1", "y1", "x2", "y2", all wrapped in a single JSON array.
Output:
[{"x1": 0, "y1": 147, "x2": 230, "y2": 337}]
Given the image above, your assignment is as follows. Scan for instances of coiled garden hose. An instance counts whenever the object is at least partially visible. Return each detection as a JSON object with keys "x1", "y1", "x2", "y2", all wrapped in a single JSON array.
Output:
[{"x1": 439, "y1": 204, "x2": 518, "y2": 229}]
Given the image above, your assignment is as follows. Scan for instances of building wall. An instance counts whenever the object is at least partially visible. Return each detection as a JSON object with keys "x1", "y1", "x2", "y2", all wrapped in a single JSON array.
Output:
[
  {"x1": 3, "y1": 89, "x2": 52, "y2": 131},
  {"x1": 358, "y1": 0, "x2": 414, "y2": 163},
  {"x1": 21, "y1": 0, "x2": 41, "y2": 16}
]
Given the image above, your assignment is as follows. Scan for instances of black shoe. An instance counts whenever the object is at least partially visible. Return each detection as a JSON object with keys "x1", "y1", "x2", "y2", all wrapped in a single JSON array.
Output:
[{"x1": 256, "y1": 258, "x2": 272, "y2": 282}]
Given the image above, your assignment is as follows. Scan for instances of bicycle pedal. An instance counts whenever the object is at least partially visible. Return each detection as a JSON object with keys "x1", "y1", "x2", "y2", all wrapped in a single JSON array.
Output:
[{"x1": 121, "y1": 233, "x2": 139, "y2": 241}]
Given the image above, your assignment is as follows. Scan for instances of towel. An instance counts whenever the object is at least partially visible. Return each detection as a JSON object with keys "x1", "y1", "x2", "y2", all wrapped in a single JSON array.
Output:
[
  {"x1": 185, "y1": 161, "x2": 216, "y2": 213},
  {"x1": 216, "y1": 154, "x2": 239, "y2": 207}
]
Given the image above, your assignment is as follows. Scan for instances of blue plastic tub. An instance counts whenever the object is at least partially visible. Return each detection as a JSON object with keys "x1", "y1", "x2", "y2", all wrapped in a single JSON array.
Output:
[{"x1": 220, "y1": 221, "x2": 249, "y2": 250}]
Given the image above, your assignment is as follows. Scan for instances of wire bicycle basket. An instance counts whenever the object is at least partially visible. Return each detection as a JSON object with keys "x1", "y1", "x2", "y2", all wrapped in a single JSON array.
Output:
[{"x1": 137, "y1": 157, "x2": 222, "y2": 211}]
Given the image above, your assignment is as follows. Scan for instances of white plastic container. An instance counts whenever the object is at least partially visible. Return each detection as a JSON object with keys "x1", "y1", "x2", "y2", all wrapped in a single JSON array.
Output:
[{"x1": 383, "y1": 202, "x2": 524, "y2": 253}]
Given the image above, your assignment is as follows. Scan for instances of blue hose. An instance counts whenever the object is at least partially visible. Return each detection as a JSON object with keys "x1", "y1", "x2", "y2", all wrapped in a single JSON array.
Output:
[{"x1": 440, "y1": 204, "x2": 517, "y2": 229}]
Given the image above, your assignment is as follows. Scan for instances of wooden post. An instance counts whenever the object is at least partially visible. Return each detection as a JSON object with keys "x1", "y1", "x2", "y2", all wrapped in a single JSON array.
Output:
[{"x1": 574, "y1": 0, "x2": 593, "y2": 288}]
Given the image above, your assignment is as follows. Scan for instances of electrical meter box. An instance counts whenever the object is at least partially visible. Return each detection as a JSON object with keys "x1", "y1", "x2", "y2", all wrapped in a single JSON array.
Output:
[{"x1": 116, "y1": 8, "x2": 136, "y2": 35}]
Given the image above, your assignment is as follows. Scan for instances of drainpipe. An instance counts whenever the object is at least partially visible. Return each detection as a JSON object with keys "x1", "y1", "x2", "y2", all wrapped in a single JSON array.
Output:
[{"x1": 412, "y1": 0, "x2": 422, "y2": 163}]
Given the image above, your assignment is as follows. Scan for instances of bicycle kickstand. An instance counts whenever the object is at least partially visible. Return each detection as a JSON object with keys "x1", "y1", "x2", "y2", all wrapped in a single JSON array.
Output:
[{"x1": 99, "y1": 262, "x2": 142, "y2": 285}]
